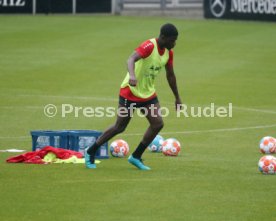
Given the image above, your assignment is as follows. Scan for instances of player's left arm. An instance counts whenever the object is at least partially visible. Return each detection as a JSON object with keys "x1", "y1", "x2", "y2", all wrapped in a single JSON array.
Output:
[{"x1": 165, "y1": 62, "x2": 183, "y2": 111}]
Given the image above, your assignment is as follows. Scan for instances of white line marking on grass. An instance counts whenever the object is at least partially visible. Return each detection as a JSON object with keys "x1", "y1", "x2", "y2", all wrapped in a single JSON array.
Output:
[
  {"x1": 1, "y1": 124, "x2": 275, "y2": 140},
  {"x1": 231, "y1": 106, "x2": 276, "y2": 114},
  {"x1": 122, "y1": 124, "x2": 276, "y2": 136},
  {"x1": 18, "y1": 94, "x2": 276, "y2": 114},
  {"x1": 161, "y1": 102, "x2": 276, "y2": 115},
  {"x1": 159, "y1": 101, "x2": 276, "y2": 115}
]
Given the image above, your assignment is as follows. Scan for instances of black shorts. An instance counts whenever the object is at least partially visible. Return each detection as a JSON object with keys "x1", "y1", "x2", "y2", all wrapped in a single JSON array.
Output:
[{"x1": 119, "y1": 96, "x2": 159, "y2": 108}]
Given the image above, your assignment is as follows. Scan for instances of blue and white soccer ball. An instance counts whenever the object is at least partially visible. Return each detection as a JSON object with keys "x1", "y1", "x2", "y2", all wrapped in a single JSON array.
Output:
[{"x1": 148, "y1": 135, "x2": 164, "y2": 152}]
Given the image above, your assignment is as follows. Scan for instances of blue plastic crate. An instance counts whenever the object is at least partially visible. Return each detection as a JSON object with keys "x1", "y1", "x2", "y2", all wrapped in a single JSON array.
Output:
[
  {"x1": 31, "y1": 130, "x2": 69, "y2": 151},
  {"x1": 68, "y1": 130, "x2": 109, "y2": 159}
]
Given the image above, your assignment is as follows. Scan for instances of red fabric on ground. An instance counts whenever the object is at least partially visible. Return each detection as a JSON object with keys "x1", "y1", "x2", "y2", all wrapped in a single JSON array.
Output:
[{"x1": 6, "y1": 146, "x2": 83, "y2": 164}]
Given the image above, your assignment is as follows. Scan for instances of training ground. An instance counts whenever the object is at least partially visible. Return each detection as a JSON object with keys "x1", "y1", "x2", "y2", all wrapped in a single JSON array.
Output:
[{"x1": 0, "y1": 16, "x2": 275, "y2": 221}]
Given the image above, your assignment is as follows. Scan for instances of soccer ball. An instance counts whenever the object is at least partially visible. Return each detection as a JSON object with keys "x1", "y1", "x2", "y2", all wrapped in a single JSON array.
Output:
[
  {"x1": 162, "y1": 138, "x2": 181, "y2": 156},
  {"x1": 258, "y1": 155, "x2": 276, "y2": 175},
  {"x1": 110, "y1": 139, "x2": 129, "y2": 158},
  {"x1": 259, "y1": 136, "x2": 276, "y2": 154},
  {"x1": 148, "y1": 135, "x2": 164, "y2": 152}
]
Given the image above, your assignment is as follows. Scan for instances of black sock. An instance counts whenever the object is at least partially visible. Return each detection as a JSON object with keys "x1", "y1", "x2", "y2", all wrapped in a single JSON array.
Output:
[
  {"x1": 132, "y1": 142, "x2": 147, "y2": 159},
  {"x1": 87, "y1": 142, "x2": 100, "y2": 158}
]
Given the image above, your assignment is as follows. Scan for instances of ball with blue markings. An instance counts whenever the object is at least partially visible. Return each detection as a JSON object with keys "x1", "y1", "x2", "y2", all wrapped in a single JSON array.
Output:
[{"x1": 148, "y1": 135, "x2": 164, "y2": 152}]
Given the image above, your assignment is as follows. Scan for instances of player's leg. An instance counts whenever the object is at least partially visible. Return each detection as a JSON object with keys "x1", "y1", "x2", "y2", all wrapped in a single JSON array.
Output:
[
  {"x1": 85, "y1": 104, "x2": 133, "y2": 167},
  {"x1": 133, "y1": 102, "x2": 164, "y2": 158},
  {"x1": 128, "y1": 102, "x2": 164, "y2": 170},
  {"x1": 91, "y1": 105, "x2": 132, "y2": 147}
]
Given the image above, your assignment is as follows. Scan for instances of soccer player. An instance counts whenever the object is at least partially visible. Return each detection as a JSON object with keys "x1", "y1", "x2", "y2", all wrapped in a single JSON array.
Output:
[{"x1": 85, "y1": 23, "x2": 182, "y2": 170}]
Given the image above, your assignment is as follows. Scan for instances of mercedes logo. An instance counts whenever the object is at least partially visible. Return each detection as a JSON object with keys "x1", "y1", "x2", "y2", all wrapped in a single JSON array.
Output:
[{"x1": 209, "y1": 0, "x2": 227, "y2": 18}]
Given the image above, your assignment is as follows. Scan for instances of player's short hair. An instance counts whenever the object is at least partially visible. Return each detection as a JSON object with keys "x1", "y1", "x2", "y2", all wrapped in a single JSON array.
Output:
[{"x1": 160, "y1": 23, "x2": 178, "y2": 37}]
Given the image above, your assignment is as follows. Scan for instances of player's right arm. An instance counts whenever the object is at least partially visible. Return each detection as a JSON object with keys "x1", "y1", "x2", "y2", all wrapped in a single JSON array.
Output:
[
  {"x1": 127, "y1": 52, "x2": 141, "y2": 87},
  {"x1": 127, "y1": 40, "x2": 154, "y2": 87}
]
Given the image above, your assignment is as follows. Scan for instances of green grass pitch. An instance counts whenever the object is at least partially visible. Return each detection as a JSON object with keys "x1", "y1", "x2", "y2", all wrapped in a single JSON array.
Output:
[{"x1": 0, "y1": 15, "x2": 276, "y2": 221}]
